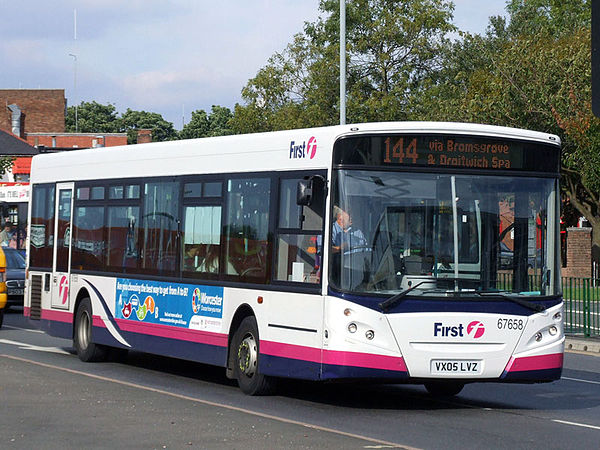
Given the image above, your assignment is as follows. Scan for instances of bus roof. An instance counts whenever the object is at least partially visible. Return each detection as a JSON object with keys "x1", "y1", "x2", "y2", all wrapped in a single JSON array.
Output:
[{"x1": 30, "y1": 122, "x2": 561, "y2": 184}]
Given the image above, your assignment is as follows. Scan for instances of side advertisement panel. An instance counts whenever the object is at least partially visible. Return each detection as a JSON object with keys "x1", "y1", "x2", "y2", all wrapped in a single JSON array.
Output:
[{"x1": 115, "y1": 278, "x2": 224, "y2": 332}]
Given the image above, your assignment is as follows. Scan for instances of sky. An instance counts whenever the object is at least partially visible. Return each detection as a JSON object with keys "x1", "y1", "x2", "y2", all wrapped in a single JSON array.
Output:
[{"x1": 0, "y1": 1, "x2": 509, "y2": 130}]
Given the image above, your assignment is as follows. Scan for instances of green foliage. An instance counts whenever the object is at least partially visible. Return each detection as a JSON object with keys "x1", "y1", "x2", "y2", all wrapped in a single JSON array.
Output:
[
  {"x1": 65, "y1": 101, "x2": 178, "y2": 144},
  {"x1": 118, "y1": 109, "x2": 178, "y2": 144},
  {"x1": 231, "y1": 0, "x2": 456, "y2": 132},
  {"x1": 179, "y1": 106, "x2": 234, "y2": 139},
  {"x1": 66, "y1": 101, "x2": 120, "y2": 133}
]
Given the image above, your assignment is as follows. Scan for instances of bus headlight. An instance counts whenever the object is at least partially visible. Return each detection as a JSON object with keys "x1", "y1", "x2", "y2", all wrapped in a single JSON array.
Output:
[
  {"x1": 534, "y1": 332, "x2": 543, "y2": 342},
  {"x1": 553, "y1": 311, "x2": 562, "y2": 321},
  {"x1": 365, "y1": 330, "x2": 375, "y2": 340},
  {"x1": 348, "y1": 323, "x2": 357, "y2": 333},
  {"x1": 548, "y1": 325, "x2": 558, "y2": 336}
]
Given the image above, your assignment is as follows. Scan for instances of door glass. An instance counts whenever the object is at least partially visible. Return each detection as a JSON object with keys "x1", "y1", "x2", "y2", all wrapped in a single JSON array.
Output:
[{"x1": 56, "y1": 189, "x2": 72, "y2": 272}]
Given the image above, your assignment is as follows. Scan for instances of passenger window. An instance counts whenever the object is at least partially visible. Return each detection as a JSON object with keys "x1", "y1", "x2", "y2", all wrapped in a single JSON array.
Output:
[
  {"x1": 225, "y1": 178, "x2": 271, "y2": 281},
  {"x1": 183, "y1": 206, "x2": 222, "y2": 274},
  {"x1": 72, "y1": 206, "x2": 105, "y2": 271},
  {"x1": 107, "y1": 206, "x2": 140, "y2": 269},
  {"x1": 29, "y1": 184, "x2": 55, "y2": 269},
  {"x1": 141, "y1": 181, "x2": 180, "y2": 274}
]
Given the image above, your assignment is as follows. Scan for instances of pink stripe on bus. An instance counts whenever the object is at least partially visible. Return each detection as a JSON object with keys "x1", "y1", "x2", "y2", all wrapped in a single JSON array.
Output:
[
  {"x1": 261, "y1": 340, "x2": 407, "y2": 372},
  {"x1": 114, "y1": 318, "x2": 228, "y2": 347},
  {"x1": 23, "y1": 307, "x2": 30, "y2": 317},
  {"x1": 93, "y1": 315, "x2": 107, "y2": 328},
  {"x1": 504, "y1": 353, "x2": 563, "y2": 372},
  {"x1": 41, "y1": 309, "x2": 73, "y2": 323}
]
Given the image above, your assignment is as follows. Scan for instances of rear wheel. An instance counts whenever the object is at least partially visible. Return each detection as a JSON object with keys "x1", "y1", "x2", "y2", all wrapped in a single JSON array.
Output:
[
  {"x1": 231, "y1": 316, "x2": 275, "y2": 395},
  {"x1": 74, "y1": 298, "x2": 107, "y2": 362},
  {"x1": 424, "y1": 381, "x2": 464, "y2": 397}
]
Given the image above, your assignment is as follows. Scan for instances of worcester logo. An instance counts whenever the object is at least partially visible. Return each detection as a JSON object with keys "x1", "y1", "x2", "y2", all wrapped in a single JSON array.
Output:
[
  {"x1": 289, "y1": 136, "x2": 317, "y2": 160},
  {"x1": 434, "y1": 321, "x2": 485, "y2": 339}
]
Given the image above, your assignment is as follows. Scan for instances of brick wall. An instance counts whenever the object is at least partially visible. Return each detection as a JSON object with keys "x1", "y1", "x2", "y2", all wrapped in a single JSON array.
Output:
[
  {"x1": 25, "y1": 133, "x2": 127, "y2": 149},
  {"x1": 0, "y1": 89, "x2": 66, "y2": 135},
  {"x1": 563, "y1": 227, "x2": 592, "y2": 278}
]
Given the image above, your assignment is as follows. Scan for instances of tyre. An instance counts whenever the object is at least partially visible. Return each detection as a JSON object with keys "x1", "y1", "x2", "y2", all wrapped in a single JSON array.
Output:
[
  {"x1": 74, "y1": 298, "x2": 107, "y2": 362},
  {"x1": 231, "y1": 316, "x2": 275, "y2": 395},
  {"x1": 424, "y1": 381, "x2": 464, "y2": 397}
]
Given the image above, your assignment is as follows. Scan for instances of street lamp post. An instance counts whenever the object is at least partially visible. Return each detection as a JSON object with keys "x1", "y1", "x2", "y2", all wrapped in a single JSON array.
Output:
[
  {"x1": 340, "y1": 0, "x2": 346, "y2": 125},
  {"x1": 69, "y1": 53, "x2": 78, "y2": 133}
]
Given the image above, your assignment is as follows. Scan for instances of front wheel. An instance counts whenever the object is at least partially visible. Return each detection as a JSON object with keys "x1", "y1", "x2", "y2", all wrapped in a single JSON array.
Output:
[
  {"x1": 231, "y1": 316, "x2": 275, "y2": 395},
  {"x1": 74, "y1": 298, "x2": 107, "y2": 362},
  {"x1": 424, "y1": 381, "x2": 464, "y2": 397}
]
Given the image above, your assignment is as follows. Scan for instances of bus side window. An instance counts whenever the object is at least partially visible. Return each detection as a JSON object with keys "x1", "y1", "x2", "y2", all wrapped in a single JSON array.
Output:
[
  {"x1": 224, "y1": 178, "x2": 271, "y2": 282},
  {"x1": 275, "y1": 177, "x2": 324, "y2": 284},
  {"x1": 183, "y1": 205, "x2": 222, "y2": 275}
]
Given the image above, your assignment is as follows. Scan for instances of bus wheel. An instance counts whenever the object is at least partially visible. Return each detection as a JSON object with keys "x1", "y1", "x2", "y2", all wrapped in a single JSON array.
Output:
[
  {"x1": 74, "y1": 298, "x2": 107, "y2": 362},
  {"x1": 231, "y1": 316, "x2": 275, "y2": 395},
  {"x1": 424, "y1": 381, "x2": 464, "y2": 397}
]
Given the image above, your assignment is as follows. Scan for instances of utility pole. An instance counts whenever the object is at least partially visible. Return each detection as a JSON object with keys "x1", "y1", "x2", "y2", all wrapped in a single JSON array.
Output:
[{"x1": 340, "y1": 0, "x2": 346, "y2": 125}]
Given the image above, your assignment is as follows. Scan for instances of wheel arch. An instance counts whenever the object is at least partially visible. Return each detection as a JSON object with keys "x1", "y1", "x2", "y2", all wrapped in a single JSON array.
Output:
[
  {"x1": 226, "y1": 303, "x2": 256, "y2": 378},
  {"x1": 72, "y1": 287, "x2": 91, "y2": 338}
]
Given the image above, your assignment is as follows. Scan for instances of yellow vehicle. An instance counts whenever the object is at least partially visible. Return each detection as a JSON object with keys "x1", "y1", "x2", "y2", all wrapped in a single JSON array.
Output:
[{"x1": 0, "y1": 247, "x2": 7, "y2": 328}]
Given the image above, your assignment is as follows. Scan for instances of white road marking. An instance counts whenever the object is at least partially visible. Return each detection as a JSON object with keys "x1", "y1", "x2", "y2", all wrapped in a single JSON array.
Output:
[
  {"x1": 562, "y1": 376, "x2": 600, "y2": 385},
  {"x1": 2, "y1": 325, "x2": 45, "y2": 333},
  {"x1": 552, "y1": 420, "x2": 600, "y2": 431},
  {"x1": 0, "y1": 354, "x2": 419, "y2": 450},
  {"x1": 0, "y1": 339, "x2": 70, "y2": 355}
]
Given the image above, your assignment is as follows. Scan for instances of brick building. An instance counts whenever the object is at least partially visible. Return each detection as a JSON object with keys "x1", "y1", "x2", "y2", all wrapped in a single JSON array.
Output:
[
  {"x1": 0, "y1": 89, "x2": 127, "y2": 151},
  {"x1": 1, "y1": 89, "x2": 65, "y2": 134}
]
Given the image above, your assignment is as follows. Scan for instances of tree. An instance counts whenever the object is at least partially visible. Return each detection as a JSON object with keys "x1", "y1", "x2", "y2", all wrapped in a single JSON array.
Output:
[
  {"x1": 231, "y1": 0, "x2": 456, "y2": 133},
  {"x1": 180, "y1": 106, "x2": 234, "y2": 139},
  {"x1": 65, "y1": 101, "x2": 119, "y2": 133},
  {"x1": 118, "y1": 109, "x2": 178, "y2": 144},
  {"x1": 414, "y1": 0, "x2": 600, "y2": 252}
]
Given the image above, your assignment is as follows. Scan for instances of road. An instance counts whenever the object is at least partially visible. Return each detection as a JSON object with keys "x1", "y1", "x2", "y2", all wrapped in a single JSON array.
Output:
[{"x1": 1, "y1": 308, "x2": 599, "y2": 449}]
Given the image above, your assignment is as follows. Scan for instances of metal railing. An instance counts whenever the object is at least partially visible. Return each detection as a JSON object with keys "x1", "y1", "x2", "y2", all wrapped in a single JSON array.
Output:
[
  {"x1": 562, "y1": 277, "x2": 600, "y2": 338},
  {"x1": 495, "y1": 274, "x2": 599, "y2": 337}
]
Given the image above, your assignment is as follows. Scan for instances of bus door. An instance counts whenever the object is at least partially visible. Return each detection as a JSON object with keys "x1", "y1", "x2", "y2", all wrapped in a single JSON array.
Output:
[{"x1": 51, "y1": 183, "x2": 74, "y2": 309}]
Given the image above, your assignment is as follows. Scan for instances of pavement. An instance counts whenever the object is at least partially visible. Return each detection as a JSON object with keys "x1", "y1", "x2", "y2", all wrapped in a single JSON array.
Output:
[{"x1": 565, "y1": 336, "x2": 600, "y2": 355}]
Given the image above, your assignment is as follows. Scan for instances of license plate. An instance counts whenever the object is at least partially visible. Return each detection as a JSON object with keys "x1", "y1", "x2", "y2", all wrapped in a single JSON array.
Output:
[
  {"x1": 8, "y1": 288, "x2": 23, "y2": 295},
  {"x1": 431, "y1": 359, "x2": 481, "y2": 375}
]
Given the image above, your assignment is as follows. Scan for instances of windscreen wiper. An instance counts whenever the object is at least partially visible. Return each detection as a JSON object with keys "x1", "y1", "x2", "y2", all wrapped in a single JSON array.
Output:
[
  {"x1": 379, "y1": 281, "x2": 427, "y2": 312},
  {"x1": 478, "y1": 291, "x2": 545, "y2": 312}
]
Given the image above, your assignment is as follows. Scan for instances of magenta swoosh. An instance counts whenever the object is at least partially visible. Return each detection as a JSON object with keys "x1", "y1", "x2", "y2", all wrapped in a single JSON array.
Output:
[
  {"x1": 261, "y1": 340, "x2": 407, "y2": 372},
  {"x1": 504, "y1": 353, "x2": 563, "y2": 372},
  {"x1": 115, "y1": 318, "x2": 228, "y2": 347},
  {"x1": 41, "y1": 309, "x2": 73, "y2": 323}
]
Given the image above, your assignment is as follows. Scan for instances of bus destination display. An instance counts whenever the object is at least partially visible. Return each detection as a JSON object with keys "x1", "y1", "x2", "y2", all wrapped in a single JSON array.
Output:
[{"x1": 334, "y1": 134, "x2": 560, "y2": 173}]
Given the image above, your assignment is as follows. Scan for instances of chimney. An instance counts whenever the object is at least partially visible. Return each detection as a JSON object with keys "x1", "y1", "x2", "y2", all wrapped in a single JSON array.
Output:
[
  {"x1": 136, "y1": 129, "x2": 152, "y2": 144},
  {"x1": 7, "y1": 104, "x2": 22, "y2": 137}
]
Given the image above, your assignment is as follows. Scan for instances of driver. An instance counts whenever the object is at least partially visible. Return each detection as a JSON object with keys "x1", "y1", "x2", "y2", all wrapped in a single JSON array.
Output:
[{"x1": 331, "y1": 206, "x2": 368, "y2": 255}]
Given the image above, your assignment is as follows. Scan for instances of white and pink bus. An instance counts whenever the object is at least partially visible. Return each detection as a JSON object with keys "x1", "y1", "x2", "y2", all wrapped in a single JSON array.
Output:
[{"x1": 25, "y1": 122, "x2": 564, "y2": 395}]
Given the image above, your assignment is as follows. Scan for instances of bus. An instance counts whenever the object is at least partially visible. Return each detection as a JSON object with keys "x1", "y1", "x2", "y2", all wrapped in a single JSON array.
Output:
[{"x1": 24, "y1": 122, "x2": 564, "y2": 396}]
